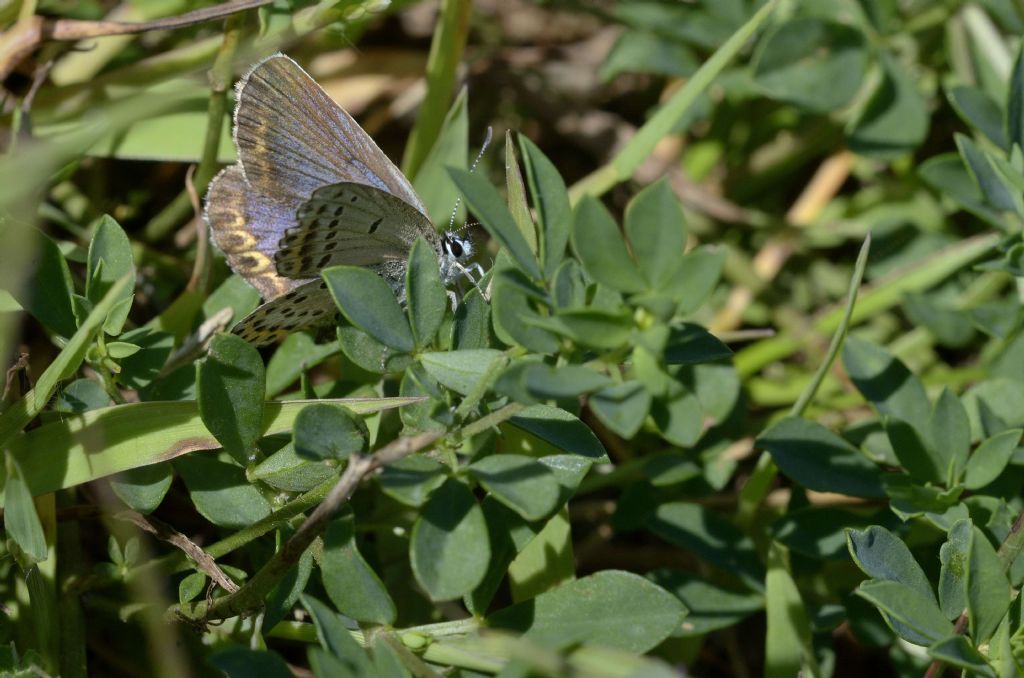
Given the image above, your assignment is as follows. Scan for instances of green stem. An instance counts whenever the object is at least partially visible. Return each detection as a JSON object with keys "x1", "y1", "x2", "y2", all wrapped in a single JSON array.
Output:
[
  {"x1": 733, "y1": 233, "x2": 1000, "y2": 378},
  {"x1": 401, "y1": 0, "x2": 473, "y2": 178},
  {"x1": 142, "y1": 14, "x2": 242, "y2": 243},
  {"x1": 737, "y1": 235, "x2": 871, "y2": 530},
  {"x1": 567, "y1": 0, "x2": 780, "y2": 202}
]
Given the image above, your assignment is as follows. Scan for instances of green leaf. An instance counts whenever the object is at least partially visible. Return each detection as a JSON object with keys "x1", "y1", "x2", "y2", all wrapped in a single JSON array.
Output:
[
  {"x1": 663, "y1": 246, "x2": 725, "y2": 312},
  {"x1": 5, "y1": 398, "x2": 415, "y2": 501},
  {"x1": 664, "y1": 323, "x2": 732, "y2": 364},
  {"x1": 886, "y1": 418, "x2": 945, "y2": 484},
  {"x1": 847, "y1": 52, "x2": 929, "y2": 158},
  {"x1": 773, "y1": 507, "x2": 892, "y2": 560},
  {"x1": 250, "y1": 442, "x2": 336, "y2": 492},
  {"x1": 411, "y1": 88, "x2": 468, "y2": 227},
  {"x1": 264, "y1": 546, "x2": 313, "y2": 630},
  {"x1": 647, "y1": 502, "x2": 764, "y2": 591},
  {"x1": 208, "y1": 648, "x2": 293, "y2": 678},
  {"x1": 956, "y1": 133, "x2": 1020, "y2": 214},
  {"x1": 928, "y1": 389, "x2": 971, "y2": 482},
  {"x1": 927, "y1": 635, "x2": 997, "y2": 678},
  {"x1": 1007, "y1": 44, "x2": 1024, "y2": 151},
  {"x1": 918, "y1": 154, "x2": 1005, "y2": 229},
  {"x1": 54, "y1": 379, "x2": 111, "y2": 413},
  {"x1": 15, "y1": 231, "x2": 76, "y2": 337},
  {"x1": 589, "y1": 381, "x2": 651, "y2": 439},
  {"x1": 855, "y1": 579, "x2": 953, "y2": 645},
  {"x1": 765, "y1": 542, "x2": 818, "y2": 676},
  {"x1": 966, "y1": 525, "x2": 1011, "y2": 642},
  {"x1": 938, "y1": 519, "x2": 970, "y2": 620},
  {"x1": 376, "y1": 455, "x2": 447, "y2": 507},
  {"x1": 507, "y1": 507, "x2": 575, "y2": 602},
  {"x1": 963, "y1": 428, "x2": 1021, "y2": 489},
  {"x1": 301, "y1": 595, "x2": 373, "y2": 672},
  {"x1": 175, "y1": 453, "x2": 272, "y2": 529},
  {"x1": 846, "y1": 526, "x2": 936, "y2": 602},
  {"x1": 571, "y1": 196, "x2": 647, "y2": 293},
  {"x1": 651, "y1": 389, "x2": 703, "y2": 447},
  {"x1": 752, "y1": 18, "x2": 868, "y2": 112},
  {"x1": 757, "y1": 417, "x2": 885, "y2": 498},
  {"x1": 293, "y1": 404, "x2": 368, "y2": 462},
  {"x1": 85, "y1": 215, "x2": 135, "y2": 308},
  {"x1": 322, "y1": 514, "x2": 396, "y2": 625},
  {"x1": 105, "y1": 341, "x2": 140, "y2": 359},
  {"x1": 647, "y1": 569, "x2": 761, "y2": 636},
  {"x1": 504, "y1": 131, "x2": 538, "y2": 253},
  {"x1": 468, "y1": 454, "x2": 560, "y2": 521},
  {"x1": 551, "y1": 308, "x2": 633, "y2": 349},
  {"x1": 118, "y1": 328, "x2": 174, "y2": 390},
  {"x1": 324, "y1": 266, "x2": 413, "y2": 353},
  {"x1": 522, "y1": 364, "x2": 612, "y2": 399},
  {"x1": 419, "y1": 349, "x2": 505, "y2": 396},
  {"x1": 405, "y1": 238, "x2": 447, "y2": 350},
  {"x1": 4, "y1": 461, "x2": 47, "y2": 564},
  {"x1": 902, "y1": 292, "x2": 976, "y2": 348},
  {"x1": 601, "y1": 30, "x2": 697, "y2": 81},
  {"x1": 410, "y1": 478, "x2": 490, "y2": 601},
  {"x1": 103, "y1": 295, "x2": 134, "y2": 337},
  {"x1": 843, "y1": 336, "x2": 931, "y2": 432},
  {"x1": 451, "y1": 287, "x2": 491, "y2": 350},
  {"x1": 487, "y1": 570, "x2": 686, "y2": 653},
  {"x1": 449, "y1": 168, "x2": 541, "y2": 279},
  {"x1": 265, "y1": 333, "x2": 339, "y2": 398},
  {"x1": 948, "y1": 85, "x2": 1007, "y2": 149},
  {"x1": 197, "y1": 333, "x2": 266, "y2": 465},
  {"x1": 505, "y1": 405, "x2": 609, "y2": 463},
  {"x1": 519, "y1": 136, "x2": 570, "y2": 279},
  {"x1": 490, "y1": 270, "x2": 560, "y2": 353},
  {"x1": 0, "y1": 271, "x2": 131, "y2": 449},
  {"x1": 109, "y1": 464, "x2": 174, "y2": 514}
]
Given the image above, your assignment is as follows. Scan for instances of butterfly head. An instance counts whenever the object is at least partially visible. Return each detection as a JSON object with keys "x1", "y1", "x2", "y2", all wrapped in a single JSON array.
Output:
[{"x1": 442, "y1": 232, "x2": 474, "y2": 261}]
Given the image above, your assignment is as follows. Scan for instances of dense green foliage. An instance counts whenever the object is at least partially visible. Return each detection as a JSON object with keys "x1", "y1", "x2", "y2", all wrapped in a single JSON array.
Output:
[{"x1": 1, "y1": 0, "x2": 1024, "y2": 676}]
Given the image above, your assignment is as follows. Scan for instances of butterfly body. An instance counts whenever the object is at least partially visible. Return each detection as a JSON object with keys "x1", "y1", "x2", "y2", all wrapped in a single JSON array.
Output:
[{"x1": 204, "y1": 54, "x2": 475, "y2": 346}]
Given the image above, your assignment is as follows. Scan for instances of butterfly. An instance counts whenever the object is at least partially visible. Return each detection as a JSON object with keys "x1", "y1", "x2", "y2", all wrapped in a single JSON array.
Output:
[{"x1": 204, "y1": 53, "x2": 479, "y2": 346}]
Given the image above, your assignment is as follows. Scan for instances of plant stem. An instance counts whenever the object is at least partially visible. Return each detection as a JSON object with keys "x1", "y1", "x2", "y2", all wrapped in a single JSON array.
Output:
[{"x1": 170, "y1": 432, "x2": 442, "y2": 623}]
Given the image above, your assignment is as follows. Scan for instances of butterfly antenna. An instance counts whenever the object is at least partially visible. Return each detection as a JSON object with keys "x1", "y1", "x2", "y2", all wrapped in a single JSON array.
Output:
[
  {"x1": 470, "y1": 126, "x2": 493, "y2": 173},
  {"x1": 448, "y1": 127, "x2": 495, "y2": 234}
]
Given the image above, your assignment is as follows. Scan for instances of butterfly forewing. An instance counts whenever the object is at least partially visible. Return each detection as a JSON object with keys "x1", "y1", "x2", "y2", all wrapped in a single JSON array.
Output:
[
  {"x1": 233, "y1": 55, "x2": 427, "y2": 215},
  {"x1": 275, "y1": 182, "x2": 437, "y2": 278}
]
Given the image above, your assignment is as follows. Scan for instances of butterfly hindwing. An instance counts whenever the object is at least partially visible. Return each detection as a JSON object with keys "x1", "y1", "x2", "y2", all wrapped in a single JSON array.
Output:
[
  {"x1": 275, "y1": 182, "x2": 438, "y2": 279},
  {"x1": 231, "y1": 279, "x2": 338, "y2": 347},
  {"x1": 206, "y1": 166, "x2": 314, "y2": 300}
]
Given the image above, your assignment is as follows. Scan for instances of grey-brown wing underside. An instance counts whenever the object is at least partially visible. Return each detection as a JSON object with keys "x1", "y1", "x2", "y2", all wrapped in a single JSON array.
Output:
[
  {"x1": 233, "y1": 54, "x2": 427, "y2": 216},
  {"x1": 274, "y1": 182, "x2": 437, "y2": 279}
]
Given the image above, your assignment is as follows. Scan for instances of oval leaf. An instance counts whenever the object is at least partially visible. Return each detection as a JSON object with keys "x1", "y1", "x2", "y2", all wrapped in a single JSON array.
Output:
[
  {"x1": 324, "y1": 265, "x2": 414, "y2": 353},
  {"x1": 410, "y1": 478, "x2": 490, "y2": 601}
]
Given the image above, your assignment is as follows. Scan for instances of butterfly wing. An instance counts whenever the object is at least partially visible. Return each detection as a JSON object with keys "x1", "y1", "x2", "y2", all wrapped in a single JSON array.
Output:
[
  {"x1": 233, "y1": 54, "x2": 427, "y2": 216},
  {"x1": 205, "y1": 166, "x2": 314, "y2": 299},
  {"x1": 274, "y1": 182, "x2": 437, "y2": 278},
  {"x1": 230, "y1": 279, "x2": 337, "y2": 346}
]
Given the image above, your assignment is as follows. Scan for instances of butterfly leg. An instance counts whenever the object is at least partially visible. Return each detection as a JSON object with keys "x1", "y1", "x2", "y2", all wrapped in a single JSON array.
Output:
[{"x1": 453, "y1": 262, "x2": 490, "y2": 301}]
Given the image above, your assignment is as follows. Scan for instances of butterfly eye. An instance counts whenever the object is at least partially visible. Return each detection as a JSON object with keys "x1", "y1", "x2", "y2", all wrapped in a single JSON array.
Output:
[{"x1": 448, "y1": 238, "x2": 464, "y2": 258}]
